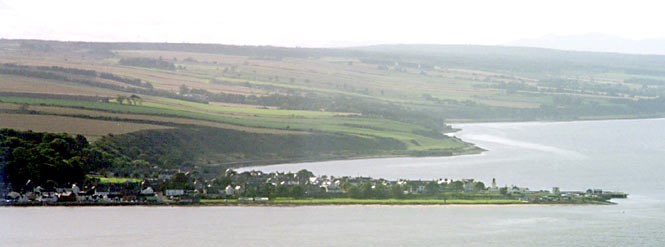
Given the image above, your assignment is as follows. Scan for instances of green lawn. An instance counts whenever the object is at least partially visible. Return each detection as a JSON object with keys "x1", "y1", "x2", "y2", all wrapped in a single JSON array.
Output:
[
  {"x1": 200, "y1": 197, "x2": 524, "y2": 205},
  {"x1": 87, "y1": 175, "x2": 143, "y2": 184}
]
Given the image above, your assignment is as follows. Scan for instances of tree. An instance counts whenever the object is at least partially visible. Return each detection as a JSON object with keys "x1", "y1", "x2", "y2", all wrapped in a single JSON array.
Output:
[
  {"x1": 425, "y1": 181, "x2": 440, "y2": 195},
  {"x1": 499, "y1": 187, "x2": 508, "y2": 195},
  {"x1": 474, "y1": 182, "x2": 486, "y2": 192},
  {"x1": 390, "y1": 184, "x2": 405, "y2": 198},
  {"x1": 116, "y1": 95, "x2": 126, "y2": 104},
  {"x1": 179, "y1": 84, "x2": 190, "y2": 95},
  {"x1": 48, "y1": 138, "x2": 71, "y2": 157},
  {"x1": 168, "y1": 173, "x2": 191, "y2": 189},
  {"x1": 347, "y1": 185, "x2": 362, "y2": 198},
  {"x1": 74, "y1": 135, "x2": 89, "y2": 150},
  {"x1": 372, "y1": 182, "x2": 390, "y2": 199},
  {"x1": 289, "y1": 186, "x2": 304, "y2": 198},
  {"x1": 1, "y1": 129, "x2": 154, "y2": 192},
  {"x1": 1, "y1": 130, "x2": 88, "y2": 190},
  {"x1": 43, "y1": 180, "x2": 58, "y2": 192},
  {"x1": 129, "y1": 94, "x2": 143, "y2": 105},
  {"x1": 449, "y1": 181, "x2": 464, "y2": 192},
  {"x1": 296, "y1": 169, "x2": 314, "y2": 185},
  {"x1": 360, "y1": 183, "x2": 373, "y2": 198}
]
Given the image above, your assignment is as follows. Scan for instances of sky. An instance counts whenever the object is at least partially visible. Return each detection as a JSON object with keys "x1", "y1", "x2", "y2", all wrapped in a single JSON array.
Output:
[{"x1": 1, "y1": 0, "x2": 665, "y2": 47}]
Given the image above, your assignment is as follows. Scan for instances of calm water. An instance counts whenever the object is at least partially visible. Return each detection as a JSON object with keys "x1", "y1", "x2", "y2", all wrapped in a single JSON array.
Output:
[{"x1": 2, "y1": 119, "x2": 665, "y2": 246}]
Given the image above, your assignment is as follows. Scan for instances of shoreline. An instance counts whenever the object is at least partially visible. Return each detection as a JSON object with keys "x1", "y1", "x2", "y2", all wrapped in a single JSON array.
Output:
[
  {"x1": 1, "y1": 199, "x2": 616, "y2": 207},
  {"x1": 234, "y1": 146, "x2": 485, "y2": 171},
  {"x1": 0, "y1": 203, "x2": 614, "y2": 208},
  {"x1": 448, "y1": 116, "x2": 665, "y2": 125},
  {"x1": 237, "y1": 117, "x2": 665, "y2": 171}
]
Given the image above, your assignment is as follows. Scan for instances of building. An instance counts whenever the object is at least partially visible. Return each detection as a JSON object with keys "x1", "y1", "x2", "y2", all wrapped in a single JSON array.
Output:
[
  {"x1": 224, "y1": 185, "x2": 235, "y2": 196},
  {"x1": 508, "y1": 186, "x2": 529, "y2": 194},
  {"x1": 165, "y1": 189, "x2": 185, "y2": 197},
  {"x1": 321, "y1": 180, "x2": 343, "y2": 193},
  {"x1": 158, "y1": 170, "x2": 178, "y2": 181},
  {"x1": 462, "y1": 179, "x2": 476, "y2": 192}
]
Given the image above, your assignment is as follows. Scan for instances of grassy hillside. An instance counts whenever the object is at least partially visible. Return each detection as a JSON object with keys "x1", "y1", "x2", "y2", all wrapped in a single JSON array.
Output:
[
  {"x1": 3, "y1": 39, "x2": 665, "y2": 171},
  {"x1": 95, "y1": 126, "x2": 409, "y2": 168}
]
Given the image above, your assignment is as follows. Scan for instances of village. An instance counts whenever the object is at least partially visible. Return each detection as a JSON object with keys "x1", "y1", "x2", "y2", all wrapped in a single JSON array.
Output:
[{"x1": 1, "y1": 169, "x2": 627, "y2": 206}]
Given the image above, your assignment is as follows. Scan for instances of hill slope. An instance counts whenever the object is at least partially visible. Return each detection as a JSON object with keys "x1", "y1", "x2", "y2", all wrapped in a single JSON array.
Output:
[
  {"x1": 507, "y1": 33, "x2": 665, "y2": 55},
  {"x1": 3, "y1": 39, "x2": 665, "y2": 172}
]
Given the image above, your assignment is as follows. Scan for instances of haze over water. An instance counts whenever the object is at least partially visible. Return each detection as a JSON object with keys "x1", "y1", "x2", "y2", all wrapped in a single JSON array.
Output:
[
  {"x1": 245, "y1": 118, "x2": 665, "y2": 198},
  {"x1": 2, "y1": 119, "x2": 664, "y2": 246}
]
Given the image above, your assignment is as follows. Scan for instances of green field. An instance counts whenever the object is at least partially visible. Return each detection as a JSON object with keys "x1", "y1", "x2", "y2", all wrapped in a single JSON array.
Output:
[
  {"x1": 0, "y1": 95, "x2": 469, "y2": 152},
  {"x1": 87, "y1": 175, "x2": 143, "y2": 184},
  {"x1": 200, "y1": 198, "x2": 525, "y2": 205}
]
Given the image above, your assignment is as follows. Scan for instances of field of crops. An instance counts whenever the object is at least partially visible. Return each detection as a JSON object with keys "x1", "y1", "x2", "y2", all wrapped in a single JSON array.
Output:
[
  {"x1": 0, "y1": 74, "x2": 122, "y2": 96},
  {"x1": 0, "y1": 112, "x2": 170, "y2": 138},
  {"x1": 0, "y1": 95, "x2": 468, "y2": 151}
]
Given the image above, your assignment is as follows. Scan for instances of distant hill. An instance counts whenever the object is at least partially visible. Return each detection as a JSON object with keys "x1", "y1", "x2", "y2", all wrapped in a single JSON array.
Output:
[
  {"x1": 506, "y1": 33, "x2": 665, "y2": 55},
  {"x1": 349, "y1": 43, "x2": 665, "y2": 76}
]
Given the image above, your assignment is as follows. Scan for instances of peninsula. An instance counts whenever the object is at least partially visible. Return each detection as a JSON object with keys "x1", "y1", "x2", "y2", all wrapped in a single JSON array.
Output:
[
  {"x1": 0, "y1": 128, "x2": 627, "y2": 206},
  {"x1": 3, "y1": 168, "x2": 627, "y2": 206}
]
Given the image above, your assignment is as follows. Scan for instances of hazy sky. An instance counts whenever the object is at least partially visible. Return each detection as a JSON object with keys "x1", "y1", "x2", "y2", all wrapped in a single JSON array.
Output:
[{"x1": 1, "y1": 0, "x2": 664, "y2": 47}]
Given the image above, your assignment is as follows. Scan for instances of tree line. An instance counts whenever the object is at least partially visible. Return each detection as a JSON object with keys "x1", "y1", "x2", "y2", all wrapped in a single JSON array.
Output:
[
  {"x1": 0, "y1": 129, "x2": 154, "y2": 191},
  {"x1": 1, "y1": 63, "x2": 154, "y2": 89},
  {"x1": 118, "y1": 57, "x2": 176, "y2": 70}
]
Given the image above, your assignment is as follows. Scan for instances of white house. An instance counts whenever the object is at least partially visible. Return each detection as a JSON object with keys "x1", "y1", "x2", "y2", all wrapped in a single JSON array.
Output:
[
  {"x1": 462, "y1": 179, "x2": 475, "y2": 192},
  {"x1": 509, "y1": 186, "x2": 529, "y2": 194},
  {"x1": 141, "y1": 187, "x2": 155, "y2": 195},
  {"x1": 165, "y1": 189, "x2": 184, "y2": 197},
  {"x1": 321, "y1": 180, "x2": 343, "y2": 193},
  {"x1": 71, "y1": 184, "x2": 81, "y2": 195},
  {"x1": 225, "y1": 185, "x2": 235, "y2": 196}
]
